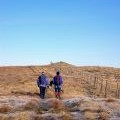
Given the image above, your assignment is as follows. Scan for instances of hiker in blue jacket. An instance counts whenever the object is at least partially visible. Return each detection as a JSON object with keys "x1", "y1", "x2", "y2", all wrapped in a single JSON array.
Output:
[
  {"x1": 53, "y1": 71, "x2": 63, "y2": 99},
  {"x1": 37, "y1": 72, "x2": 49, "y2": 99}
]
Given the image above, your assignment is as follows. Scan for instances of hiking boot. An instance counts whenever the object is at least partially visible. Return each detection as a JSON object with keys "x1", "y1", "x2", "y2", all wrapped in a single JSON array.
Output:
[
  {"x1": 55, "y1": 92, "x2": 58, "y2": 98},
  {"x1": 58, "y1": 96, "x2": 61, "y2": 100},
  {"x1": 40, "y1": 95, "x2": 44, "y2": 99},
  {"x1": 58, "y1": 92, "x2": 61, "y2": 99},
  {"x1": 55, "y1": 94, "x2": 58, "y2": 98}
]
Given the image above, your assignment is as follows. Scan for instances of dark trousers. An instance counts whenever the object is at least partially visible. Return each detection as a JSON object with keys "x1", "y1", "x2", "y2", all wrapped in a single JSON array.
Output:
[{"x1": 40, "y1": 86, "x2": 46, "y2": 99}]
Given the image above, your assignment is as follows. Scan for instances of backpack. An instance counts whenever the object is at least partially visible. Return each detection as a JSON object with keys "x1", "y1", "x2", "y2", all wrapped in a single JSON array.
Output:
[
  {"x1": 38, "y1": 74, "x2": 46, "y2": 85},
  {"x1": 54, "y1": 75, "x2": 61, "y2": 86}
]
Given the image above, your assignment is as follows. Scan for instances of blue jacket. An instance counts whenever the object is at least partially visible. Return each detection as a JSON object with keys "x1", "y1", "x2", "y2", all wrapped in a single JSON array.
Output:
[{"x1": 37, "y1": 74, "x2": 49, "y2": 87}]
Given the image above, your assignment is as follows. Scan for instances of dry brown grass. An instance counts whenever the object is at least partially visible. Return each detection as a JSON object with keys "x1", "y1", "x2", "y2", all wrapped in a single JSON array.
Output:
[
  {"x1": 84, "y1": 111, "x2": 99, "y2": 120},
  {"x1": 0, "y1": 62, "x2": 120, "y2": 120},
  {"x1": 0, "y1": 62, "x2": 120, "y2": 98},
  {"x1": 82, "y1": 107, "x2": 100, "y2": 113},
  {"x1": 52, "y1": 99, "x2": 65, "y2": 112},
  {"x1": 24, "y1": 99, "x2": 39, "y2": 111},
  {"x1": 0, "y1": 115, "x2": 8, "y2": 120},
  {"x1": 0, "y1": 115, "x2": 14, "y2": 120},
  {"x1": 104, "y1": 98, "x2": 116, "y2": 103},
  {"x1": 0, "y1": 105, "x2": 12, "y2": 113},
  {"x1": 32, "y1": 115, "x2": 42, "y2": 120},
  {"x1": 99, "y1": 111, "x2": 110, "y2": 120},
  {"x1": 16, "y1": 112, "x2": 31, "y2": 120},
  {"x1": 61, "y1": 113, "x2": 73, "y2": 120},
  {"x1": 21, "y1": 99, "x2": 47, "y2": 114}
]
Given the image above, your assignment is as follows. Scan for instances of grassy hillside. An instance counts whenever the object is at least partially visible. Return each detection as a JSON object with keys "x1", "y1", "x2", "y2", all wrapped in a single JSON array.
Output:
[
  {"x1": 0, "y1": 62, "x2": 120, "y2": 120},
  {"x1": 0, "y1": 62, "x2": 120, "y2": 98}
]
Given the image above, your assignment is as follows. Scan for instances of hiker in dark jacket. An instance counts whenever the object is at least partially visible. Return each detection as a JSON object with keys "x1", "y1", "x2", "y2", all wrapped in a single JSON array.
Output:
[
  {"x1": 52, "y1": 71, "x2": 63, "y2": 99},
  {"x1": 37, "y1": 72, "x2": 49, "y2": 99}
]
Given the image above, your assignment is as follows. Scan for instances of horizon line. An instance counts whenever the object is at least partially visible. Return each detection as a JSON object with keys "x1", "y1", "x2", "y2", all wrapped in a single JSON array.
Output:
[{"x1": 0, "y1": 62, "x2": 119, "y2": 69}]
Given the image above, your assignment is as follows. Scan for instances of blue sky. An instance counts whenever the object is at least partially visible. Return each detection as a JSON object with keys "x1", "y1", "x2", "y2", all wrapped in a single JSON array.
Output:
[{"x1": 0, "y1": 0, "x2": 120, "y2": 67}]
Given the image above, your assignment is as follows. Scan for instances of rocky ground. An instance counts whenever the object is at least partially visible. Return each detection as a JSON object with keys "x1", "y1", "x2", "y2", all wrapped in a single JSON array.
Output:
[{"x1": 0, "y1": 94, "x2": 120, "y2": 120}]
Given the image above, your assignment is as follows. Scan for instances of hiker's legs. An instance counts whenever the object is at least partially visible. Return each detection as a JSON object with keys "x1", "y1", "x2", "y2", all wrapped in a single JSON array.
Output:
[
  {"x1": 58, "y1": 87, "x2": 61, "y2": 99},
  {"x1": 55, "y1": 86, "x2": 61, "y2": 99},
  {"x1": 42, "y1": 87, "x2": 46, "y2": 99},
  {"x1": 40, "y1": 86, "x2": 46, "y2": 99},
  {"x1": 55, "y1": 87, "x2": 58, "y2": 98},
  {"x1": 40, "y1": 86, "x2": 42, "y2": 97}
]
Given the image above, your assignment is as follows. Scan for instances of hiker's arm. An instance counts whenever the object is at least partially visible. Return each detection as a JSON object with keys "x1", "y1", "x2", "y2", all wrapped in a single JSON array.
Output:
[
  {"x1": 45, "y1": 78, "x2": 49, "y2": 87},
  {"x1": 61, "y1": 77, "x2": 63, "y2": 85},
  {"x1": 37, "y1": 79, "x2": 39, "y2": 87}
]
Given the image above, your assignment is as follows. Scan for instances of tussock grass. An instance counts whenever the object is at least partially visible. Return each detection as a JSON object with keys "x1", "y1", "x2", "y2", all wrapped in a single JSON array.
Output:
[
  {"x1": 61, "y1": 113, "x2": 73, "y2": 120},
  {"x1": 84, "y1": 111, "x2": 99, "y2": 120},
  {"x1": 32, "y1": 115, "x2": 42, "y2": 120},
  {"x1": 17, "y1": 112, "x2": 30, "y2": 120},
  {"x1": 24, "y1": 99, "x2": 39, "y2": 111},
  {"x1": 0, "y1": 105, "x2": 12, "y2": 113},
  {"x1": 105, "y1": 98, "x2": 116, "y2": 103},
  {"x1": 82, "y1": 107, "x2": 101, "y2": 113},
  {"x1": 52, "y1": 99, "x2": 65, "y2": 112},
  {"x1": 99, "y1": 111, "x2": 110, "y2": 120}
]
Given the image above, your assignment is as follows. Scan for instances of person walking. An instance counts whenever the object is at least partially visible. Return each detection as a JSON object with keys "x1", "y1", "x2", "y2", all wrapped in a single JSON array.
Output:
[
  {"x1": 52, "y1": 71, "x2": 63, "y2": 99},
  {"x1": 37, "y1": 72, "x2": 49, "y2": 99}
]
